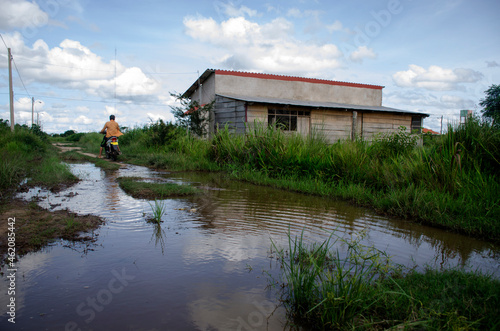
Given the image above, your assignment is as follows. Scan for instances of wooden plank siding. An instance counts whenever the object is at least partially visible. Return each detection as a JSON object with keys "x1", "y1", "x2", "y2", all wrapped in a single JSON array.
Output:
[
  {"x1": 214, "y1": 96, "x2": 247, "y2": 134},
  {"x1": 311, "y1": 110, "x2": 353, "y2": 143},
  {"x1": 246, "y1": 104, "x2": 267, "y2": 130},
  {"x1": 361, "y1": 112, "x2": 412, "y2": 141}
]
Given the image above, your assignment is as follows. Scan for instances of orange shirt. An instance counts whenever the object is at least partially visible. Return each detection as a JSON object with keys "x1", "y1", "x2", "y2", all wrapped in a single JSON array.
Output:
[{"x1": 100, "y1": 120, "x2": 123, "y2": 138}]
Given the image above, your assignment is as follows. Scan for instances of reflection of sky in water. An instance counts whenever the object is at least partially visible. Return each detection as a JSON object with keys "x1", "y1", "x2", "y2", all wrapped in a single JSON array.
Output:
[{"x1": 1, "y1": 162, "x2": 498, "y2": 330}]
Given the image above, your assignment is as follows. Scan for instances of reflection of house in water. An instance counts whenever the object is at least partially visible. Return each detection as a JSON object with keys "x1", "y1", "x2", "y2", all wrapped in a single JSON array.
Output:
[
  {"x1": 185, "y1": 173, "x2": 494, "y2": 270},
  {"x1": 183, "y1": 69, "x2": 429, "y2": 142}
]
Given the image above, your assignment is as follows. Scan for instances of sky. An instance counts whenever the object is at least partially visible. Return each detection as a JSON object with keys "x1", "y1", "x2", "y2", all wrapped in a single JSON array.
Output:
[{"x1": 0, "y1": 0, "x2": 499, "y2": 134}]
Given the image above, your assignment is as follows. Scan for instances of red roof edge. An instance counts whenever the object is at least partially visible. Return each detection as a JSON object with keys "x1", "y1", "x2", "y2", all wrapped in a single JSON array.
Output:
[
  {"x1": 215, "y1": 69, "x2": 384, "y2": 90},
  {"x1": 422, "y1": 128, "x2": 440, "y2": 135},
  {"x1": 184, "y1": 104, "x2": 207, "y2": 115}
]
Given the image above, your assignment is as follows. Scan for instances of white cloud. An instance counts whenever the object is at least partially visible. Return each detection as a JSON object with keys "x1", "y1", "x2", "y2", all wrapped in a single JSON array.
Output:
[
  {"x1": 146, "y1": 112, "x2": 173, "y2": 122},
  {"x1": 88, "y1": 67, "x2": 161, "y2": 99},
  {"x1": 74, "y1": 115, "x2": 93, "y2": 125},
  {"x1": 0, "y1": 0, "x2": 49, "y2": 30},
  {"x1": 327, "y1": 20, "x2": 344, "y2": 32},
  {"x1": 287, "y1": 8, "x2": 302, "y2": 18},
  {"x1": 440, "y1": 95, "x2": 475, "y2": 109},
  {"x1": 104, "y1": 105, "x2": 118, "y2": 116},
  {"x1": 393, "y1": 64, "x2": 483, "y2": 91},
  {"x1": 349, "y1": 46, "x2": 377, "y2": 63},
  {"x1": 183, "y1": 15, "x2": 343, "y2": 73},
  {"x1": 1, "y1": 33, "x2": 160, "y2": 101},
  {"x1": 221, "y1": 2, "x2": 258, "y2": 18}
]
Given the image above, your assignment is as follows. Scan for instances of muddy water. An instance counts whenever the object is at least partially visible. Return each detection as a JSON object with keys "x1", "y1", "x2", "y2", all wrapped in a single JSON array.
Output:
[{"x1": 1, "y1": 162, "x2": 499, "y2": 330}]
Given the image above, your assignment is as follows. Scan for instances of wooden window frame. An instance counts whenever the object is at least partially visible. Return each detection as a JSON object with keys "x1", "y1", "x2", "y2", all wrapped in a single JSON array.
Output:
[{"x1": 268, "y1": 108, "x2": 310, "y2": 132}]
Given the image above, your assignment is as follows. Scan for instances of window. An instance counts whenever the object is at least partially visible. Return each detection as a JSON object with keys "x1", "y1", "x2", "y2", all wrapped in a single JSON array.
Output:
[
  {"x1": 411, "y1": 116, "x2": 422, "y2": 134},
  {"x1": 268, "y1": 109, "x2": 310, "y2": 132}
]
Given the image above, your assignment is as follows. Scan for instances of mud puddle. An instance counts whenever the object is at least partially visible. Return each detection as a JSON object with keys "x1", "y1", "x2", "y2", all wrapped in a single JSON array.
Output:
[{"x1": 1, "y1": 161, "x2": 498, "y2": 330}]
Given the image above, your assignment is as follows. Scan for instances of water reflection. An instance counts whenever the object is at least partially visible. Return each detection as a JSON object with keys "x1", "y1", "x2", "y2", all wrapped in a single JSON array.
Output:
[
  {"x1": 150, "y1": 222, "x2": 167, "y2": 254},
  {"x1": 2, "y1": 162, "x2": 498, "y2": 331},
  {"x1": 173, "y1": 171, "x2": 499, "y2": 275}
]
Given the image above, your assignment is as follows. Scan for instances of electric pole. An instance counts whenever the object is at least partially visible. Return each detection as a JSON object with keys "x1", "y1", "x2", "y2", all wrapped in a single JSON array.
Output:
[
  {"x1": 8, "y1": 48, "x2": 14, "y2": 132},
  {"x1": 32, "y1": 97, "x2": 35, "y2": 128}
]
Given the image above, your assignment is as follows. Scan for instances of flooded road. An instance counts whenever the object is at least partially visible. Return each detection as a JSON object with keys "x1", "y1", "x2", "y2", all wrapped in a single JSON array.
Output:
[{"x1": 1, "y1": 162, "x2": 499, "y2": 330}]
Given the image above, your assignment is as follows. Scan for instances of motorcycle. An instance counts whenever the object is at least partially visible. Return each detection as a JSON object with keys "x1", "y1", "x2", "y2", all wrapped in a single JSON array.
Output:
[{"x1": 104, "y1": 136, "x2": 120, "y2": 161}]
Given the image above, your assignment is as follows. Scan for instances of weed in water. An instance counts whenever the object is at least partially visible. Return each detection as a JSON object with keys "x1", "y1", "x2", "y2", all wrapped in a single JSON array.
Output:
[
  {"x1": 271, "y1": 229, "x2": 398, "y2": 329},
  {"x1": 148, "y1": 198, "x2": 167, "y2": 224}
]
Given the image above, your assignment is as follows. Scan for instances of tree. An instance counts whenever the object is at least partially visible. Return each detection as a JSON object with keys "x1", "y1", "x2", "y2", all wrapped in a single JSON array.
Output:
[
  {"x1": 479, "y1": 84, "x2": 500, "y2": 123},
  {"x1": 170, "y1": 93, "x2": 214, "y2": 137}
]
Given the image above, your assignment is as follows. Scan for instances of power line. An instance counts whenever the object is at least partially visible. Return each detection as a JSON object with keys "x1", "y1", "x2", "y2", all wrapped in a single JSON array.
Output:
[
  {"x1": 0, "y1": 34, "x2": 8, "y2": 50},
  {"x1": 11, "y1": 57, "x2": 31, "y2": 98}
]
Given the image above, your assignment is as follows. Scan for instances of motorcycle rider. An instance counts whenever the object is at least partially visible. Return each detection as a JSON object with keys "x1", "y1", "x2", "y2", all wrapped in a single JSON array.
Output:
[{"x1": 98, "y1": 114, "x2": 123, "y2": 158}]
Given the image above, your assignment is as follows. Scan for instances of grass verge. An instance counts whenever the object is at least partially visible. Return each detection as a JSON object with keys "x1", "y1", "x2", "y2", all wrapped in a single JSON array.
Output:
[
  {"x1": 116, "y1": 176, "x2": 201, "y2": 199},
  {"x1": 271, "y1": 230, "x2": 500, "y2": 330},
  {"x1": 59, "y1": 150, "x2": 122, "y2": 171},
  {"x1": 0, "y1": 199, "x2": 103, "y2": 263}
]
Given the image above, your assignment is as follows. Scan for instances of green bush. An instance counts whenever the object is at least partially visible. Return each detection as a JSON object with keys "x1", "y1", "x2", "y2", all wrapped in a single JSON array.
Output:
[{"x1": 370, "y1": 126, "x2": 418, "y2": 159}]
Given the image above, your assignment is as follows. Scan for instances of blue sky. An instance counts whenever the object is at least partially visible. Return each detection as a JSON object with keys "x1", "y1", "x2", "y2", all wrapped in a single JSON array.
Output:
[{"x1": 0, "y1": 0, "x2": 499, "y2": 133}]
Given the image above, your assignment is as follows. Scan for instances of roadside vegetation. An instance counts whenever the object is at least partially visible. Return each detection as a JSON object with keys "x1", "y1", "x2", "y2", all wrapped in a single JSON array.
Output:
[
  {"x1": 271, "y1": 231, "x2": 500, "y2": 330},
  {"x1": 0, "y1": 200, "x2": 102, "y2": 257},
  {"x1": 0, "y1": 119, "x2": 77, "y2": 198},
  {"x1": 116, "y1": 176, "x2": 201, "y2": 199},
  {"x1": 0, "y1": 120, "x2": 103, "y2": 262}
]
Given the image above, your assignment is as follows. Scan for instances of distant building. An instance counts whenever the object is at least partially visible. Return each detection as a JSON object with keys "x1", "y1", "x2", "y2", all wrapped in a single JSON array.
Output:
[
  {"x1": 460, "y1": 109, "x2": 473, "y2": 124},
  {"x1": 422, "y1": 128, "x2": 440, "y2": 135},
  {"x1": 182, "y1": 69, "x2": 429, "y2": 142}
]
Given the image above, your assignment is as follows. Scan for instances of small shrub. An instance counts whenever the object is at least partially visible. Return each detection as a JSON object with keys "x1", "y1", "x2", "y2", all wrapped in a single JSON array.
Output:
[{"x1": 371, "y1": 126, "x2": 418, "y2": 159}]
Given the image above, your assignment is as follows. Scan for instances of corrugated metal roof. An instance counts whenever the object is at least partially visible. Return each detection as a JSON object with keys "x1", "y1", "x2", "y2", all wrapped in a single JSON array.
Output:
[{"x1": 217, "y1": 93, "x2": 430, "y2": 117}]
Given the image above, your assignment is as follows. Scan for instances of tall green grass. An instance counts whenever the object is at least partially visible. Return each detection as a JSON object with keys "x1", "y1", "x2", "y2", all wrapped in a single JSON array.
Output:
[
  {"x1": 272, "y1": 230, "x2": 396, "y2": 329},
  {"x1": 272, "y1": 230, "x2": 500, "y2": 330},
  {"x1": 0, "y1": 121, "x2": 77, "y2": 199}
]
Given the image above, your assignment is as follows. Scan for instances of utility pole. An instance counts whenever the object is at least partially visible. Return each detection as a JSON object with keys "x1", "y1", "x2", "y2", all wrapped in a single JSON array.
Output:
[
  {"x1": 32, "y1": 97, "x2": 35, "y2": 127},
  {"x1": 440, "y1": 115, "x2": 443, "y2": 135},
  {"x1": 8, "y1": 48, "x2": 14, "y2": 132}
]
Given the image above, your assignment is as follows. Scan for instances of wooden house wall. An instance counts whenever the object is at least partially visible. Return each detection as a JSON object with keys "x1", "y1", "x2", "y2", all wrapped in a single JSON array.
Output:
[
  {"x1": 311, "y1": 110, "x2": 353, "y2": 143},
  {"x1": 213, "y1": 96, "x2": 247, "y2": 134},
  {"x1": 212, "y1": 97, "x2": 420, "y2": 145},
  {"x1": 245, "y1": 104, "x2": 267, "y2": 130},
  {"x1": 361, "y1": 112, "x2": 412, "y2": 140}
]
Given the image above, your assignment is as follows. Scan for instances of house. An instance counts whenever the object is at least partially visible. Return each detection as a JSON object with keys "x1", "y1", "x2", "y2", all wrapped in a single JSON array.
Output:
[
  {"x1": 422, "y1": 128, "x2": 440, "y2": 135},
  {"x1": 182, "y1": 69, "x2": 429, "y2": 143}
]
